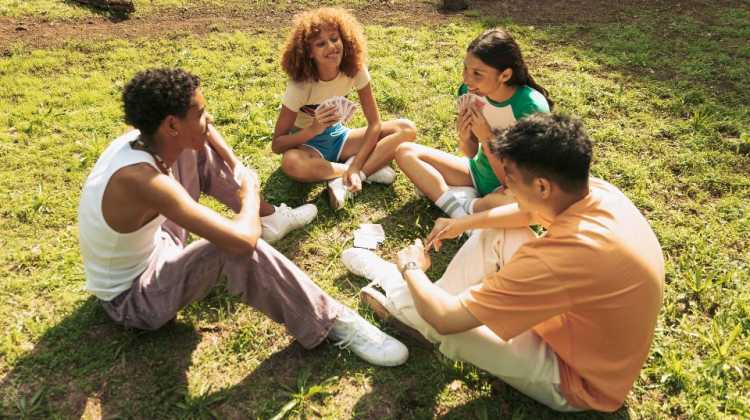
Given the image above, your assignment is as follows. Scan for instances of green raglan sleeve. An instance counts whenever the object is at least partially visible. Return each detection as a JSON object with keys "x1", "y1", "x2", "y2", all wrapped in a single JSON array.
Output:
[
  {"x1": 511, "y1": 87, "x2": 550, "y2": 120},
  {"x1": 457, "y1": 83, "x2": 469, "y2": 97}
]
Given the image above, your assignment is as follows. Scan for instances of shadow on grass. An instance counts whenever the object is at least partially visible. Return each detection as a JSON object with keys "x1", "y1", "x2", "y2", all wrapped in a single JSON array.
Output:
[
  {"x1": 62, "y1": 0, "x2": 133, "y2": 22},
  {"x1": 0, "y1": 297, "x2": 202, "y2": 418}
]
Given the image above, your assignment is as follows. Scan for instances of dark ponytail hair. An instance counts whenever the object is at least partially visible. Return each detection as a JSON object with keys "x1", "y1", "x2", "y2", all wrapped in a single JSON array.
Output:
[{"x1": 467, "y1": 28, "x2": 554, "y2": 110}]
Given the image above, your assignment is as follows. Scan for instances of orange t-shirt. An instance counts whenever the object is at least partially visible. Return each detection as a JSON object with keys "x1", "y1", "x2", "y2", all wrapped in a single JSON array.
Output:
[{"x1": 461, "y1": 178, "x2": 664, "y2": 412}]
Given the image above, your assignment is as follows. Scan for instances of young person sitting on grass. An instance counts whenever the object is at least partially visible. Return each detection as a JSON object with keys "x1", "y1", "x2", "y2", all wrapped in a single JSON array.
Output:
[
  {"x1": 272, "y1": 7, "x2": 416, "y2": 209},
  {"x1": 78, "y1": 68, "x2": 408, "y2": 367},
  {"x1": 341, "y1": 113, "x2": 665, "y2": 411}
]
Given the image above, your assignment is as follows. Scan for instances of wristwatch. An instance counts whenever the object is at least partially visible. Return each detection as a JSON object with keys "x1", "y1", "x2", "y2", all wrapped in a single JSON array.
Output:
[{"x1": 400, "y1": 261, "x2": 421, "y2": 274}]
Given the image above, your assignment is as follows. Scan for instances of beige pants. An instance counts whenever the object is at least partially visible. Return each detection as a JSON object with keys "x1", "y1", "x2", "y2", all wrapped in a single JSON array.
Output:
[{"x1": 384, "y1": 228, "x2": 582, "y2": 412}]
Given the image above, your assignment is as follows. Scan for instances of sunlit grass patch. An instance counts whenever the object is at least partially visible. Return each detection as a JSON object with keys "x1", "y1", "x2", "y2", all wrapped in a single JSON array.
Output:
[{"x1": 1, "y1": 4, "x2": 749, "y2": 419}]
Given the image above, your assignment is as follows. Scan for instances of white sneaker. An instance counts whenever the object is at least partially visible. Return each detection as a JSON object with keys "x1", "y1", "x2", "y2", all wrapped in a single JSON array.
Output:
[
  {"x1": 327, "y1": 177, "x2": 350, "y2": 210},
  {"x1": 365, "y1": 166, "x2": 397, "y2": 185},
  {"x1": 359, "y1": 285, "x2": 434, "y2": 348},
  {"x1": 260, "y1": 203, "x2": 317, "y2": 243},
  {"x1": 341, "y1": 248, "x2": 404, "y2": 293},
  {"x1": 329, "y1": 307, "x2": 409, "y2": 366}
]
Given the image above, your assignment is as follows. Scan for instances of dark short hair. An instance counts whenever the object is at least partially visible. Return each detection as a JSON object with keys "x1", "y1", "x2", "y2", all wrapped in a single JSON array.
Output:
[
  {"x1": 489, "y1": 113, "x2": 592, "y2": 193},
  {"x1": 122, "y1": 68, "x2": 201, "y2": 137}
]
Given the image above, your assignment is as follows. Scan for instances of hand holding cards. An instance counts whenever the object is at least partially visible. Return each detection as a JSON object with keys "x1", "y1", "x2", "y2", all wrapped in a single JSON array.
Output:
[
  {"x1": 316, "y1": 96, "x2": 357, "y2": 124},
  {"x1": 457, "y1": 93, "x2": 483, "y2": 114}
]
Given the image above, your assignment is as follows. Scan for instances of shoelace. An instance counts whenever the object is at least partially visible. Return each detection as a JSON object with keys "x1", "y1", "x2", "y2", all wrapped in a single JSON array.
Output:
[
  {"x1": 275, "y1": 204, "x2": 305, "y2": 226},
  {"x1": 333, "y1": 319, "x2": 385, "y2": 350}
]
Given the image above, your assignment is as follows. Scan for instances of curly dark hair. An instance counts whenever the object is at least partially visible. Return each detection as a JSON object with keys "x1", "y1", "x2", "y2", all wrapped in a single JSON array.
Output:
[
  {"x1": 122, "y1": 68, "x2": 201, "y2": 139},
  {"x1": 281, "y1": 7, "x2": 367, "y2": 82},
  {"x1": 489, "y1": 113, "x2": 592, "y2": 193}
]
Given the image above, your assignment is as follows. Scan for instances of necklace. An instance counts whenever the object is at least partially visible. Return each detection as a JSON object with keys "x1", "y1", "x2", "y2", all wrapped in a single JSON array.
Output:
[{"x1": 132, "y1": 136, "x2": 172, "y2": 176}]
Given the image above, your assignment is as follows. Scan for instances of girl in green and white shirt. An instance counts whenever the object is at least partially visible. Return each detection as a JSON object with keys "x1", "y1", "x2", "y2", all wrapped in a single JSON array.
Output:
[{"x1": 396, "y1": 28, "x2": 552, "y2": 218}]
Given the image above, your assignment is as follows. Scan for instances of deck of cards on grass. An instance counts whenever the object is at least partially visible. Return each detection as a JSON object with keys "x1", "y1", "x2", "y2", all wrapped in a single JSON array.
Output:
[
  {"x1": 316, "y1": 96, "x2": 357, "y2": 124},
  {"x1": 353, "y1": 223, "x2": 385, "y2": 250}
]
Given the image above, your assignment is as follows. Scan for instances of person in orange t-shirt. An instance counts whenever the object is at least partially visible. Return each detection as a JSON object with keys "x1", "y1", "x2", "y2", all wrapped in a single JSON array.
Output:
[{"x1": 340, "y1": 113, "x2": 664, "y2": 412}]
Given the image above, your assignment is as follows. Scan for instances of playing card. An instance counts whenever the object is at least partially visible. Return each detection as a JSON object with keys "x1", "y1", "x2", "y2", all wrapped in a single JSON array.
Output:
[
  {"x1": 457, "y1": 93, "x2": 479, "y2": 114},
  {"x1": 352, "y1": 223, "x2": 385, "y2": 250},
  {"x1": 317, "y1": 96, "x2": 357, "y2": 124},
  {"x1": 456, "y1": 94, "x2": 467, "y2": 113},
  {"x1": 353, "y1": 234, "x2": 379, "y2": 250},
  {"x1": 357, "y1": 223, "x2": 385, "y2": 240}
]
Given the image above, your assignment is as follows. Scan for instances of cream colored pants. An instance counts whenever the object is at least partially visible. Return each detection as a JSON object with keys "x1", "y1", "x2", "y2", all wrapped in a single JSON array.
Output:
[{"x1": 384, "y1": 228, "x2": 582, "y2": 412}]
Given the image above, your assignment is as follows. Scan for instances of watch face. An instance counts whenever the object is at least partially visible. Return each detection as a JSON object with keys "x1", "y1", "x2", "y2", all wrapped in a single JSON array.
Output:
[{"x1": 402, "y1": 261, "x2": 419, "y2": 272}]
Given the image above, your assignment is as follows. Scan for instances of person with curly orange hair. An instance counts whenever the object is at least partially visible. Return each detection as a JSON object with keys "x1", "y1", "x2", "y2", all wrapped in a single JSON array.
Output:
[{"x1": 272, "y1": 7, "x2": 416, "y2": 209}]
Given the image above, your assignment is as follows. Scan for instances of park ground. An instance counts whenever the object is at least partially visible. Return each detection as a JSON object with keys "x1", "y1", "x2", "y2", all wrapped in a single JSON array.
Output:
[{"x1": 0, "y1": 0, "x2": 749, "y2": 418}]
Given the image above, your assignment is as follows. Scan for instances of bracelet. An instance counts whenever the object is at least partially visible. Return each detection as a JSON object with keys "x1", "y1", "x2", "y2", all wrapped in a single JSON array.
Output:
[{"x1": 399, "y1": 261, "x2": 420, "y2": 274}]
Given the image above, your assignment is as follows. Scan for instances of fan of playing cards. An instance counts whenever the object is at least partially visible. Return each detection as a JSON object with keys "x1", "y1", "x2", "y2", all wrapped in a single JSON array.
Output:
[
  {"x1": 316, "y1": 96, "x2": 357, "y2": 124},
  {"x1": 456, "y1": 93, "x2": 483, "y2": 113},
  {"x1": 353, "y1": 223, "x2": 385, "y2": 250}
]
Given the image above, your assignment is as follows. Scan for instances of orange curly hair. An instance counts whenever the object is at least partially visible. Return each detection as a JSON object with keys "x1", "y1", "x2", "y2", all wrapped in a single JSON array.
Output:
[{"x1": 281, "y1": 7, "x2": 367, "y2": 82}]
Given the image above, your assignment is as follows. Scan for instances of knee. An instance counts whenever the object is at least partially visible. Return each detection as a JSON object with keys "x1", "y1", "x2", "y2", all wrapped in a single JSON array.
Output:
[
  {"x1": 280, "y1": 151, "x2": 308, "y2": 181},
  {"x1": 393, "y1": 118, "x2": 417, "y2": 141},
  {"x1": 395, "y1": 141, "x2": 419, "y2": 164}
]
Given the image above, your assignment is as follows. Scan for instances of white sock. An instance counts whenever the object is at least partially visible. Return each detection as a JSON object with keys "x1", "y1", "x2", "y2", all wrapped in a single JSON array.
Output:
[
  {"x1": 435, "y1": 191, "x2": 469, "y2": 218},
  {"x1": 463, "y1": 198, "x2": 478, "y2": 215}
]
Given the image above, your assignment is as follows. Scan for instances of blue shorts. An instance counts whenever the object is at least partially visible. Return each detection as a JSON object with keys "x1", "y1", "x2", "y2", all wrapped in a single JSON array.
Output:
[{"x1": 300, "y1": 123, "x2": 351, "y2": 162}]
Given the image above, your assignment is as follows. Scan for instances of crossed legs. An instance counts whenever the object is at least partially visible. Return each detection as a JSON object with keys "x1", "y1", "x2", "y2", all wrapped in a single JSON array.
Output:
[{"x1": 280, "y1": 118, "x2": 416, "y2": 182}]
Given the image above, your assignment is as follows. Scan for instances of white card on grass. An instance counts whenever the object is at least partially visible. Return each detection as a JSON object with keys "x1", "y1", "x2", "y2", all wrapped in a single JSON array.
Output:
[
  {"x1": 358, "y1": 223, "x2": 385, "y2": 240},
  {"x1": 353, "y1": 234, "x2": 379, "y2": 250}
]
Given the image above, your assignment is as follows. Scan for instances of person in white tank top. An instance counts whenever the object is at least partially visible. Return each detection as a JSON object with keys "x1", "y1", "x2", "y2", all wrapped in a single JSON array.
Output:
[{"x1": 77, "y1": 68, "x2": 409, "y2": 367}]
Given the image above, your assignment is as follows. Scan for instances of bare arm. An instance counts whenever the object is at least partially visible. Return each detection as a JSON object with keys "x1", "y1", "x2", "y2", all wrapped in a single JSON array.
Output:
[
  {"x1": 397, "y1": 240, "x2": 482, "y2": 335},
  {"x1": 350, "y1": 83, "x2": 382, "y2": 170},
  {"x1": 132, "y1": 166, "x2": 261, "y2": 255},
  {"x1": 206, "y1": 123, "x2": 240, "y2": 169},
  {"x1": 426, "y1": 203, "x2": 543, "y2": 251}
]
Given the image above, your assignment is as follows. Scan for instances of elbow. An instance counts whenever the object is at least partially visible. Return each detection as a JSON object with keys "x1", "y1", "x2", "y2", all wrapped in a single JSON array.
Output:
[
  {"x1": 421, "y1": 310, "x2": 451, "y2": 336},
  {"x1": 271, "y1": 139, "x2": 284, "y2": 154},
  {"x1": 368, "y1": 121, "x2": 383, "y2": 136},
  {"x1": 226, "y1": 226, "x2": 261, "y2": 256},
  {"x1": 226, "y1": 236, "x2": 257, "y2": 256},
  {"x1": 432, "y1": 320, "x2": 465, "y2": 336},
  {"x1": 433, "y1": 323, "x2": 451, "y2": 336}
]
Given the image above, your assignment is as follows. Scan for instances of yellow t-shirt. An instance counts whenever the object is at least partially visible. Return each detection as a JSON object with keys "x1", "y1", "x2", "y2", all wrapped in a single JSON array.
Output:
[
  {"x1": 281, "y1": 67, "x2": 371, "y2": 129},
  {"x1": 461, "y1": 178, "x2": 665, "y2": 412}
]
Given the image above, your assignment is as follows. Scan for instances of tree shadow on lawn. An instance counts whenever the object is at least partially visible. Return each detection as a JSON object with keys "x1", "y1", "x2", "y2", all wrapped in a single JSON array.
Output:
[
  {"x1": 0, "y1": 292, "x2": 413, "y2": 418},
  {"x1": 0, "y1": 297, "x2": 203, "y2": 418},
  {"x1": 62, "y1": 0, "x2": 134, "y2": 22}
]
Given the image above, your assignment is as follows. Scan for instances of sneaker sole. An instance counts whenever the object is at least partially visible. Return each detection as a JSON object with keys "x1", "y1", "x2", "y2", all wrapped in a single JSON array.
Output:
[
  {"x1": 360, "y1": 287, "x2": 433, "y2": 349},
  {"x1": 328, "y1": 186, "x2": 344, "y2": 210}
]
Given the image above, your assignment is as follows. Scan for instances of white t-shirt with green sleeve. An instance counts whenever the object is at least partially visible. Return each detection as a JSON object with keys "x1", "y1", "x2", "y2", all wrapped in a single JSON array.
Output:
[
  {"x1": 458, "y1": 83, "x2": 550, "y2": 196},
  {"x1": 282, "y1": 67, "x2": 371, "y2": 129}
]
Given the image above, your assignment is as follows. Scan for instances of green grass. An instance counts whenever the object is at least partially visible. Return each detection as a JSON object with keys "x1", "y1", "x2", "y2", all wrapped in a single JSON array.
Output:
[{"x1": 1, "y1": 2, "x2": 750, "y2": 419}]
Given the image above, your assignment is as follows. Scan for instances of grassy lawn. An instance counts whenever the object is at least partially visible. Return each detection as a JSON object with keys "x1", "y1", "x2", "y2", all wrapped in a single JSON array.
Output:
[{"x1": 1, "y1": 1, "x2": 749, "y2": 419}]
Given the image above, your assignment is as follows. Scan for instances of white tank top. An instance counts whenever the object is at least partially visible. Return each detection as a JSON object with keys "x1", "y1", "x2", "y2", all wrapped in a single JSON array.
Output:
[{"x1": 78, "y1": 130, "x2": 166, "y2": 301}]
